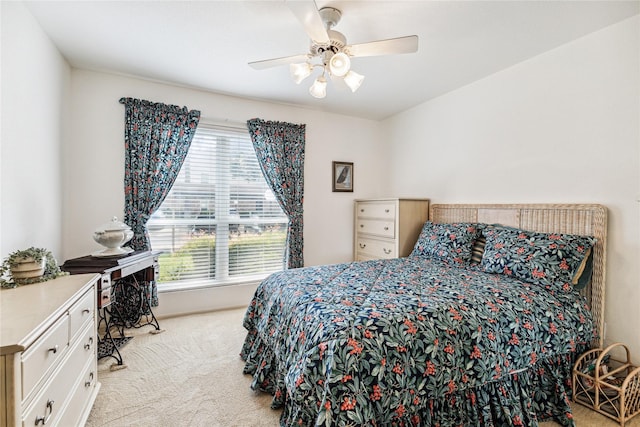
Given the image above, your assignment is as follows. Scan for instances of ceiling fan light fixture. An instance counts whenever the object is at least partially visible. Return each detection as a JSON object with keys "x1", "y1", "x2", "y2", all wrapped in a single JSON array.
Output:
[
  {"x1": 343, "y1": 70, "x2": 364, "y2": 93},
  {"x1": 250, "y1": 5, "x2": 418, "y2": 99},
  {"x1": 309, "y1": 76, "x2": 327, "y2": 98},
  {"x1": 290, "y1": 62, "x2": 312, "y2": 84},
  {"x1": 328, "y1": 52, "x2": 350, "y2": 77}
]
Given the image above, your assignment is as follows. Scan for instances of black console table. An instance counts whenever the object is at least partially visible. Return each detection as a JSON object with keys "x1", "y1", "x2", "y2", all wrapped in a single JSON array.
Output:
[{"x1": 62, "y1": 251, "x2": 162, "y2": 369}]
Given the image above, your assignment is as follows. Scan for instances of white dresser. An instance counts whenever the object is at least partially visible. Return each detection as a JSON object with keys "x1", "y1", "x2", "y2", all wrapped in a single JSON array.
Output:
[
  {"x1": 354, "y1": 198, "x2": 429, "y2": 261},
  {"x1": 0, "y1": 273, "x2": 100, "y2": 427}
]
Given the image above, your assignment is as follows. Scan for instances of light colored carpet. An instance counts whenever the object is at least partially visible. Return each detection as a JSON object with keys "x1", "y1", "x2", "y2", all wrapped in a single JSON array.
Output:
[{"x1": 86, "y1": 308, "x2": 639, "y2": 427}]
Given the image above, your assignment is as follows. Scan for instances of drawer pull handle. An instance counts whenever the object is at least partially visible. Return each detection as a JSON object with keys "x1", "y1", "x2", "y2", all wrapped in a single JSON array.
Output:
[
  {"x1": 385, "y1": 209, "x2": 390, "y2": 213},
  {"x1": 384, "y1": 226, "x2": 389, "y2": 231},
  {"x1": 102, "y1": 295, "x2": 110, "y2": 300},
  {"x1": 85, "y1": 372, "x2": 94, "y2": 387},
  {"x1": 383, "y1": 249, "x2": 392, "y2": 254},
  {"x1": 47, "y1": 345, "x2": 58, "y2": 354},
  {"x1": 360, "y1": 224, "x2": 364, "y2": 228},
  {"x1": 35, "y1": 400, "x2": 54, "y2": 425},
  {"x1": 360, "y1": 209, "x2": 365, "y2": 212},
  {"x1": 82, "y1": 308, "x2": 90, "y2": 314},
  {"x1": 359, "y1": 243, "x2": 366, "y2": 249},
  {"x1": 84, "y1": 337, "x2": 94, "y2": 350}
]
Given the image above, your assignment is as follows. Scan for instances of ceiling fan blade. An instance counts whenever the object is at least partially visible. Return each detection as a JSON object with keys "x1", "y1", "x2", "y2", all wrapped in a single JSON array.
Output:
[
  {"x1": 286, "y1": 0, "x2": 330, "y2": 43},
  {"x1": 249, "y1": 54, "x2": 310, "y2": 70},
  {"x1": 347, "y1": 35, "x2": 419, "y2": 58}
]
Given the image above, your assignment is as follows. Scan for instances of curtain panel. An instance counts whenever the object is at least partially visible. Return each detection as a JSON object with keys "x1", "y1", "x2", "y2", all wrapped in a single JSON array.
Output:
[
  {"x1": 120, "y1": 97, "x2": 201, "y2": 249},
  {"x1": 247, "y1": 118, "x2": 306, "y2": 269},
  {"x1": 120, "y1": 97, "x2": 200, "y2": 305}
]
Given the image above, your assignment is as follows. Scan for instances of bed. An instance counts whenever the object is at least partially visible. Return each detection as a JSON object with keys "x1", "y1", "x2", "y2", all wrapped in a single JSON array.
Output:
[{"x1": 241, "y1": 203, "x2": 607, "y2": 426}]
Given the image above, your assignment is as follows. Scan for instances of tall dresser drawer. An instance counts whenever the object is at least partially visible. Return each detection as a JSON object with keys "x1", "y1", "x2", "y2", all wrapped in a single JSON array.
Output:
[
  {"x1": 21, "y1": 314, "x2": 70, "y2": 400},
  {"x1": 69, "y1": 289, "x2": 94, "y2": 341},
  {"x1": 356, "y1": 219, "x2": 395, "y2": 238},
  {"x1": 356, "y1": 237, "x2": 397, "y2": 259},
  {"x1": 356, "y1": 202, "x2": 396, "y2": 220}
]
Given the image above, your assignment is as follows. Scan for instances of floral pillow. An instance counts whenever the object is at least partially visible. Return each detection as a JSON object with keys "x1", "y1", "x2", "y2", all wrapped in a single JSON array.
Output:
[
  {"x1": 410, "y1": 222, "x2": 483, "y2": 264},
  {"x1": 480, "y1": 225, "x2": 596, "y2": 290}
]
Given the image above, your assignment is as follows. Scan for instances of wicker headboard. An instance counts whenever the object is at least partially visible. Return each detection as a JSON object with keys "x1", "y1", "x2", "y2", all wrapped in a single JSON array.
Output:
[{"x1": 430, "y1": 203, "x2": 608, "y2": 347}]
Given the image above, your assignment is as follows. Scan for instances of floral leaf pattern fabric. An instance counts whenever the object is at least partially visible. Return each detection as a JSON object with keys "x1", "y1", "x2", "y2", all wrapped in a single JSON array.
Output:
[
  {"x1": 481, "y1": 226, "x2": 596, "y2": 292},
  {"x1": 241, "y1": 257, "x2": 595, "y2": 427},
  {"x1": 120, "y1": 97, "x2": 200, "y2": 306},
  {"x1": 410, "y1": 222, "x2": 483, "y2": 264},
  {"x1": 247, "y1": 118, "x2": 305, "y2": 269},
  {"x1": 121, "y1": 97, "x2": 200, "y2": 251}
]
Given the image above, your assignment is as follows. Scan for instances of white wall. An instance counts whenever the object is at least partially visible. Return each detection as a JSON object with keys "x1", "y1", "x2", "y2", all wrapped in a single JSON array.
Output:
[
  {"x1": 1, "y1": 2, "x2": 70, "y2": 259},
  {"x1": 383, "y1": 16, "x2": 640, "y2": 363}
]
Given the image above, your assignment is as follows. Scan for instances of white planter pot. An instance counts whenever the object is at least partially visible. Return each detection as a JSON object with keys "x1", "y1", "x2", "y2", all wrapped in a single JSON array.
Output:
[{"x1": 11, "y1": 257, "x2": 46, "y2": 280}]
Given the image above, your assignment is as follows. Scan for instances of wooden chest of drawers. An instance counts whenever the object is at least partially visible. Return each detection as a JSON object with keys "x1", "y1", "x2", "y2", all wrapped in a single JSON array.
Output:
[
  {"x1": 354, "y1": 198, "x2": 429, "y2": 261},
  {"x1": 0, "y1": 274, "x2": 100, "y2": 427}
]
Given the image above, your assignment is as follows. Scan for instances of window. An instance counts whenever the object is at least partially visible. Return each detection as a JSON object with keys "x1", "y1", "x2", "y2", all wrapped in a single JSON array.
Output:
[{"x1": 146, "y1": 122, "x2": 288, "y2": 291}]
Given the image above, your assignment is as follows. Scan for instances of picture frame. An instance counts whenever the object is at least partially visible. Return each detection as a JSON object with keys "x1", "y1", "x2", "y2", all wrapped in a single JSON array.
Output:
[{"x1": 332, "y1": 161, "x2": 353, "y2": 192}]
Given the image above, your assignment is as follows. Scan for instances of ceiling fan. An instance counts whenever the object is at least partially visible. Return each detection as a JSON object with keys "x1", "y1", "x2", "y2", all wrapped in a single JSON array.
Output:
[{"x1": 249, "y1": 0, "x2": 419, "y2": 98}]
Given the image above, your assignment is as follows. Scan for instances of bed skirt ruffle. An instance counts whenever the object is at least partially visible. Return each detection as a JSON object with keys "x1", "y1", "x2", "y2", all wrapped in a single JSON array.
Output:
[{"x1": 241, "y1": 328, "x2": 584, "y2": 427}]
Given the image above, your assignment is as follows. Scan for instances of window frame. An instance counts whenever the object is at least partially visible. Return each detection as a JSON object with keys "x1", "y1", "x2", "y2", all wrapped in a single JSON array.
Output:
[{"x1": 146, "y1": 120, "x2": 289, "y2": 292}]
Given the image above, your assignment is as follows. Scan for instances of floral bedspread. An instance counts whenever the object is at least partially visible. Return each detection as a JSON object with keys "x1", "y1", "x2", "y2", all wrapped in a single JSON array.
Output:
[{"x1": 241, "y1": 257, "x2": 595, "y2": 427}]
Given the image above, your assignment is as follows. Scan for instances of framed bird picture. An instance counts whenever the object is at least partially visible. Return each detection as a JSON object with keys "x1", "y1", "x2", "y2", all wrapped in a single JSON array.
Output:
[{"x1": 332, "y1": 161, "x2": 353, "y2": 192}]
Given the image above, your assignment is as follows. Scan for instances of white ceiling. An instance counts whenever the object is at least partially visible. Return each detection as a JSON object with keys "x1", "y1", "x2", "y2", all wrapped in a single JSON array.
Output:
[{"x1": 25, "y1": 1, "x2": 639, "y2": 120}]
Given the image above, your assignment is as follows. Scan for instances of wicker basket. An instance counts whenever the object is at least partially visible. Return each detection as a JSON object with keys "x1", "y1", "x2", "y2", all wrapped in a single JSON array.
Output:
[{"x1": 573, "y1": 343, "x2": 640, "y2": 426}]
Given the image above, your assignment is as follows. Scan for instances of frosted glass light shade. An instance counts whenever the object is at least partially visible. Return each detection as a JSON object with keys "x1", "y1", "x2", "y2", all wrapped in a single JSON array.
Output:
[
  {"x1": 343, "y1": 70, "x2": 364, "y2": 92},
  {"x1": 290, "y1": 62, "x2": 312, "y2": 84},
  {"x1": 309, "y1": 76, "x2": 327, "y2": 98},
  {"x1": 329, "y1": 52, "x2": 350, "y2": 77}
]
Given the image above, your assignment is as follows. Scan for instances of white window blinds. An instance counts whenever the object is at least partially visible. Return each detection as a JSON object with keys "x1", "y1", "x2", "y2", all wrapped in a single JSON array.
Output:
[{"x1": 146, "y1": 122, "x2": 288, "y2": 290}]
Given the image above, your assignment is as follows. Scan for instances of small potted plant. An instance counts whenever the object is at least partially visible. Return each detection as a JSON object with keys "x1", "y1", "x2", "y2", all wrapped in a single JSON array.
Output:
[{"x1": 0, "y1": 247, "x2": 68, "y2": 288}]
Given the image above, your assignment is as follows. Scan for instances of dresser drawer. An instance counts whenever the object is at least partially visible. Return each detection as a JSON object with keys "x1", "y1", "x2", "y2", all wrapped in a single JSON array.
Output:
[
  {"x1": 356, "y1": 237, "x2": 397, "y2": 259},
  {"x1": 53, "y1": 325, "x2": 99, "y2": 426},
  {"x1": 357, "y1": 218, "x2": 395, "y2": 238},
  {"x1": 69, "y1": 289, "x2": 94, "y2": 342},
  {"x1": 22, "y1": 323, "x2": 94, "y2": 427},
  {"x1": 53, "y1": 338, "x2": 98, "y2": 427},
  {"x1": 21, "y1": 314, "x2": 70, "y2": 401},
  {"x1": 356, "y1": 202, "x2": 396, "y2": 220},
  {"x1": 98, "y1": 274, "x2": 112, "y2": 308},
  {"x1": 355, "y1": 253, "x2": 379, "y2": 262}
]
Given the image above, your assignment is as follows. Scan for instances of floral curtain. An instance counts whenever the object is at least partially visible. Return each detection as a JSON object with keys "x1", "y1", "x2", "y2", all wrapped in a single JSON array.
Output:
[
  {"x1": 247, "y1": 118, "x2": 305, "y2": 268},
  {"x1": 120, "y1": 97, "x2": 200, "y2": 305},
  {"x1": 120, "y1": 97, "x2": 200, "y2": 250}
]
